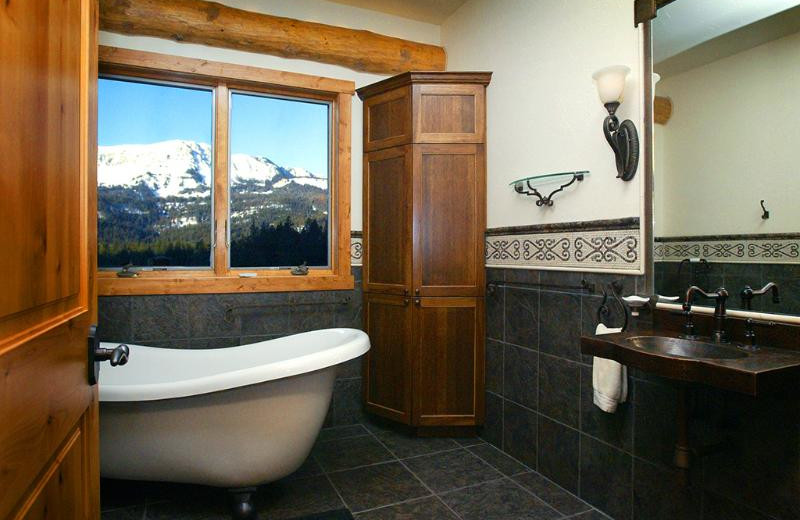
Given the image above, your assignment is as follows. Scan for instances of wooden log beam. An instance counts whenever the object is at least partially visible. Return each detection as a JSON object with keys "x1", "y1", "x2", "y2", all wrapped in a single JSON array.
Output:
[
  {"x1": 99, "y1": 0, "x2": 446, "y2": 75},
  {"x1": 654, "y1": 96, "x2": 672, "y2": 125}
]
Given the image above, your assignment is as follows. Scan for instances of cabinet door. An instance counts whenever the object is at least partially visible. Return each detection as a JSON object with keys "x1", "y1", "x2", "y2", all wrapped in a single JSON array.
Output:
[
  {"x1": 363, "y1": 293, "x2": 414, "y2": 424},
  {"x1": 412, "y1": 83, "x2": 486, "y2": 144},
  {"x1": 413, "y1": 144, "x2": 486, "y2": 297},
  {"x1": 364, "y1": 146, "x2": 413, "y2": 295},
  {"x1": 412, "y1": 297, "x2": 485, "y2": 426},
  {"x1": 363, "y1": 85, "x2": 412, "y2": 152}
]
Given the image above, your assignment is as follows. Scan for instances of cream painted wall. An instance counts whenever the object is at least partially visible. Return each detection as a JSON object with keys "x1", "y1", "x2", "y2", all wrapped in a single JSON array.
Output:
[
  {"x1": 441, "y1": 0, "x2": 645, "y2": 229},
  {"x1": 99, "y1": 0, "x2": 442, "y2": 231},
  {"x1": 654, "y1": 30, "x2": 800, "y2": 237}
]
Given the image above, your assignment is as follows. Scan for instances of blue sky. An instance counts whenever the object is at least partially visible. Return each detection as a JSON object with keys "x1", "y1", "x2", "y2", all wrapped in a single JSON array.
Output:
[{"x1": 98, "y1": 78, "x2": 329, "y2": 177}]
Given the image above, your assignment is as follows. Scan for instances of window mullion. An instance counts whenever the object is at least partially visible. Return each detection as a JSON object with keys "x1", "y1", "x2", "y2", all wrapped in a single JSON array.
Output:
[{"x1": 213, "y1": 82, "x2": 230, "y2": 276}]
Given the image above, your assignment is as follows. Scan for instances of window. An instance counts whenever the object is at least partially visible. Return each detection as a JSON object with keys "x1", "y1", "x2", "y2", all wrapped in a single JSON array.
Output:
[
  {"x1": 229, "y1": 92, "x2": 331, "y2": 268},
  {"x1": 96, "y1": 47, "x2": 354, "y2": 295},
  {"x1": 98, "y1": 78, "x2": 215, "y2": 268}
]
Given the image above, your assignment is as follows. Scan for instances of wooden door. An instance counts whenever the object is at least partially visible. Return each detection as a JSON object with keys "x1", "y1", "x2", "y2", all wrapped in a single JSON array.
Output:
[
  {"x1": 363, "y1": 293, "x2": 413, "y2": 424},
  {"x1": 363, "y1": 146, "x2": 413, "y2": 295},
  {"x1": 412, "y1": 144, "x2": 486, "y2": 297},
  {"x1": 412, "y1": 297, "x2": 485, "y2": 426},
  {"x1": 0, "y1": 1, "x2": 99, "y2": 518}
]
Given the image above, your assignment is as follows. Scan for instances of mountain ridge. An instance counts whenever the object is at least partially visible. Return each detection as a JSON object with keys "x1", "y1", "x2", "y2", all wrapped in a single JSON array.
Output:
[{"x1": 98, "y1": 139, "x2": 328, "y2": 198}]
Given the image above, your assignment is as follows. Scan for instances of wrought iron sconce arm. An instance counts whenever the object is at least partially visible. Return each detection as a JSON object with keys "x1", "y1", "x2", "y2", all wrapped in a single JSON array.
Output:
[{"x1": 602, "y1": 102, "x2": 639, "y2": 181}]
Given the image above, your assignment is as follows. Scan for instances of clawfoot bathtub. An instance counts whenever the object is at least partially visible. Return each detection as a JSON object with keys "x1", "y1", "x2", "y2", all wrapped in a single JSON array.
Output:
[{"x1": 98, "y1": 328, "x2": 369, "y2": 517}]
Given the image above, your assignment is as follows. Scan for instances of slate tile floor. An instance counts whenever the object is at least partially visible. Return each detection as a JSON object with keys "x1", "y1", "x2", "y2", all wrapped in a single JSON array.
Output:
[{"x1": 101, "y1": 421, "x2": 611, "y2": 520}]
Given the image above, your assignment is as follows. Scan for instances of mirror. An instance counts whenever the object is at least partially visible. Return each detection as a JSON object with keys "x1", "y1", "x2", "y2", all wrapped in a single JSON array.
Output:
[{"x1": 651, "y1": 0, "x2": 800, "y2": 317}]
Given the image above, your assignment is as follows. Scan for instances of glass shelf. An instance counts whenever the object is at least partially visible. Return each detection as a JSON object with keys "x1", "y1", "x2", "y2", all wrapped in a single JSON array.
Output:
[
  {"x1": 511, "y1": 170, "x2": 589, "y2": 207},
  {"x1": 510, "y1": 170, "x2": 590, "y2": 187}
]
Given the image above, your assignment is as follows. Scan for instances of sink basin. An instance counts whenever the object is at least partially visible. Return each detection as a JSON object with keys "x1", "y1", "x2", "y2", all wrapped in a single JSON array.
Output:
[{"x1": 625, "y1": 336, "x2": 748, "y2": 360}]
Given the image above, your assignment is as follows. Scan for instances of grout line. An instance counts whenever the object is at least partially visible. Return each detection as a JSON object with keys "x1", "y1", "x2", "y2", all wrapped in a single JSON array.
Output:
[
  {"x1": 349, "y1": 494, "x2": 437, "y2": 515},
  {"x1": 397, "y1": 445, "x2": 465, "y2": 462},
  {"x1": 321, "y1": 470, "x2": 352, "y2": 513},
  {"x1": 364, "y1": 427, "x2": 465, "y2": 520},
  {"x1": 501, "y1": 393, "x2": 635, "y2": 459},
  {"x1": 311, "y1": 450, "x2": 354, "y2": 513},
  {"x1": 506, "y1": 476, "x2": 565, "y2": 519},
  {"x1": 323, "y1": 458, "x2": 397, "y2": 475}
]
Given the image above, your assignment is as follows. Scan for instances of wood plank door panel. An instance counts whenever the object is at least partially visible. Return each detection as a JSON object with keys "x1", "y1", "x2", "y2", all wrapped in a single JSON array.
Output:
[
  {"x1": 412, "y1": 144, "x2": 486, "y2": 297},
  {"x1": 363, "y1": 146, "x2": 413, "y2": 295},
  {"x1": 412, "y1": 83, "x2": 486, "y2": 144},
  {"x1": 412, "y1": 297, "x2": 484, "y2": 426},
  {"x1": 363, "y1": 86, "x2": 412, "y2": 152},
  {"x1": 0, "y1": 0, "x2": 98, "y2": 518},
  {"x1": 363, "y1": 293, "x2": 413, "y2": 424}
]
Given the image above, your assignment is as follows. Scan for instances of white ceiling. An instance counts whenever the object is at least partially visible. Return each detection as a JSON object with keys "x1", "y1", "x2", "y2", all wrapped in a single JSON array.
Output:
[
  {"x1": 326, "y1": 0, "x2": 467, "y2": 24},
  {"x1": 653, "y1": 0, "x2": 800, "y2": 62}
]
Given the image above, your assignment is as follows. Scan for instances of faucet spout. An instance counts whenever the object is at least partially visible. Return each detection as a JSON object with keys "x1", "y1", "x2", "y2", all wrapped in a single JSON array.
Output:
[{"x1": 684, "y1": 286, "x2": 730, "y2": 343}]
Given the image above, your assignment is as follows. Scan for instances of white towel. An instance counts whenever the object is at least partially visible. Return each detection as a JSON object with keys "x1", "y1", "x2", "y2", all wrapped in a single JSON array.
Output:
[{"x1": 592, "y1": 323, "x2": 627, "y2": 413}]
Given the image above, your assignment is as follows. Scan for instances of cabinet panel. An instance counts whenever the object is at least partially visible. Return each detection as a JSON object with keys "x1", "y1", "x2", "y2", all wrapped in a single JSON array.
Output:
[
  {"x1": 363, "y1": 293, "x2": 413, "y2": 423},
  {"x1": 412, "y1": 84, "x2": 486, "y2": 143},
  {"x1": 413, "y1": 297, "x2": 484, "y2": 426},
  {"x1": 413, "y1": 144, "x2": 486, "y2": 297},
  {"x1": 363, "y1": 146, "x2": 413, "y2": 295},
  {"x1": 363, "y1": 86, "x2": 411, "y2": 152}
]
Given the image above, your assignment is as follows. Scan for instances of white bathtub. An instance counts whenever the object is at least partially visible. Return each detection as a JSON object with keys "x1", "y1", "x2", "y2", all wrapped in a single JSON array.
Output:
[{"x1": 98, "y1": 328, "x2": 369, "y2": 489}]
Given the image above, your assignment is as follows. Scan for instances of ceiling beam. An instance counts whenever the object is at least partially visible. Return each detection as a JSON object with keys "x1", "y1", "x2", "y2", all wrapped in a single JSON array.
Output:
[{"x1": 99, "y1": 0, "x2": 447, "y2": 75}]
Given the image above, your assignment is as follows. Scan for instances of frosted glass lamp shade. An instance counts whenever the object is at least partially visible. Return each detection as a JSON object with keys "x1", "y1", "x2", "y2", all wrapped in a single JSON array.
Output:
[{"x1": 592, "y1": 65, "x2": 630, "y2": 104}]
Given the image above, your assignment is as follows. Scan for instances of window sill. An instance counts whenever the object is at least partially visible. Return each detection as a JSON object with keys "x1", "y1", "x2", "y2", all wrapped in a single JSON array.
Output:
[{"x1": 97, "y1": 270, "x2": 355, "y2": 296}]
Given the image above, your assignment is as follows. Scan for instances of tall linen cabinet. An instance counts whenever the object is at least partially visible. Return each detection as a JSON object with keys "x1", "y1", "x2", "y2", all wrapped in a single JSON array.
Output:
[{"x1": 357, "y1": 72, "x2": 491, "y2": 428}]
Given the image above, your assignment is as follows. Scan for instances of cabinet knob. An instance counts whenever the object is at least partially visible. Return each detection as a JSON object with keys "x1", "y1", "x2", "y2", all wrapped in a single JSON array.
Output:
[
  {"x1": 404, "y1": 298, "x2": 410, "y2": 306},
  {"x1": 404, "y1": 289, "x2": 409, "y2": 295},
  {"x1": 414, "y1": 298, "x2": 421, "y2": 306},
  {"x1": 415, "y1": 289, "x2": 420, "y2": 295}
]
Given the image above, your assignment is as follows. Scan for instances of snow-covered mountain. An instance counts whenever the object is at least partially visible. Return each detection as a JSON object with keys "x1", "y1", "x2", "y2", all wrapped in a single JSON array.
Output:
[{"x1": 97, "y1": 139, "x2": 327, "y2": 197}]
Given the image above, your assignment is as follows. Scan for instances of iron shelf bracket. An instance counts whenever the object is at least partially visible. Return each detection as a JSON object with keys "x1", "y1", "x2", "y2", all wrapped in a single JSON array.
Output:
[{"x1": 512, "y1": 170, "x2": 587, "y2": 207}]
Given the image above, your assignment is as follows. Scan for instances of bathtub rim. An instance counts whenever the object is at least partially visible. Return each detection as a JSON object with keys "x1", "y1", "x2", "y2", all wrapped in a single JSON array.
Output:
[{"x1": 98, "y1": 328, "x2": 368, "y2": 403}]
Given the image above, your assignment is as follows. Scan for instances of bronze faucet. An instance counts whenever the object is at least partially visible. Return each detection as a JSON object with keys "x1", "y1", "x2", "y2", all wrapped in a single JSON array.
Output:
[
  {"x1": 740, "y1": 283, "x2": 780, "y2": 348},
  {"x1": 684, "y1": 286, "x2": 730, "y2": 343}
]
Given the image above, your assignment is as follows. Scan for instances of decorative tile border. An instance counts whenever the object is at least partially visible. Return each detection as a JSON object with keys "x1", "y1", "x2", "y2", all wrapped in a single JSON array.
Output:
[
  {"x1": 485, "y1": 218, "x2": 641, "y2": 271},
  {"x1": 350, "y1": 231, "x2": 363, "y2": 266},
  {"x1": 654, "y1": 234, "x2": 800, "y2": 264}
]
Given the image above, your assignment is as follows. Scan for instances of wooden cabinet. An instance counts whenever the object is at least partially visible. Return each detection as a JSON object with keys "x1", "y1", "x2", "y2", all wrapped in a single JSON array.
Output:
[{"x1": 358, "y1": 72, "x2": 491, "y2": 429}]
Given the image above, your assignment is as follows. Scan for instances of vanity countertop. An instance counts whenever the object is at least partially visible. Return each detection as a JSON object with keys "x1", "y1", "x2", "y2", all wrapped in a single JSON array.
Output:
[{"x1": 581, "y1": 329, "x2": 800, "y2": 396}]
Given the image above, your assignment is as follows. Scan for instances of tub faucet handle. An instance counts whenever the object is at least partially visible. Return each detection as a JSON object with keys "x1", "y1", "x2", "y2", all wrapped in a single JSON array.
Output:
[{"x1": 98, "y1": 344, "x2": 130, "y2": 367}]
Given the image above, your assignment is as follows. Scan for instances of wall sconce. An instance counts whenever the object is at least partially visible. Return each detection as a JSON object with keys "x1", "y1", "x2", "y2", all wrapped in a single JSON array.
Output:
[{"x1": 592, "y1": 65, "x2": 639, "y2": 181}]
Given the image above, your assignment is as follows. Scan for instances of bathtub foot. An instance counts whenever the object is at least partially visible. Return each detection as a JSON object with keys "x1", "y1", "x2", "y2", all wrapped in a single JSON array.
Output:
[{"x1": 228, "y1": 487, "x2": 257, "y2": 520}]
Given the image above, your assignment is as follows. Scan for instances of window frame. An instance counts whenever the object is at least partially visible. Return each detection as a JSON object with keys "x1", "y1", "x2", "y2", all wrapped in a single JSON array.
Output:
[{"x1": 96, "y1": 46, "x2": 354, "y2": 295}]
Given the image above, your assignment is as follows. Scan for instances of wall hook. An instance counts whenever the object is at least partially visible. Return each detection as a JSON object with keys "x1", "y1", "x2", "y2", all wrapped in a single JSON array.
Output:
[{"x1": 760, "y1": 200, "x2": 770, "y2": 220}]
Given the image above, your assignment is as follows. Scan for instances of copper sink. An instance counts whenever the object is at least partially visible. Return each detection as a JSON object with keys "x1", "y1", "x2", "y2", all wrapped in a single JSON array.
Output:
[
  {"x1": 624, "y1": 336, "x2": 748, "y2": 360},
  {"x1": 581, "y1": 330, "x2": 800, "y2": 395}
]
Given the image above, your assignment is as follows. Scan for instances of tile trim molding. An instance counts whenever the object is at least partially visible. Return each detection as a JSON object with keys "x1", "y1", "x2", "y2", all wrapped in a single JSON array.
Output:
[
  {"x1": 350, "y1": 231, "x2": 363, "y2": 266},
  {"x1": 485, "y1": 218, "x2": 641, "y2": 272},
  {"x1": 654, "y1": 233, "x2": 800, "y2": 264}
]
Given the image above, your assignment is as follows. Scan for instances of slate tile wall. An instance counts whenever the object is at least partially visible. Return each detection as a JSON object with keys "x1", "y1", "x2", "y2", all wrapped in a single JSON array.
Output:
[
  {"x1": 97, "y1": 266, "x2": 364, "y2": 427},
  {"x1": 483, "y1": 267, "x2": 799, "y2": 520},
  {"x1": 655, "y1": 261, "x2": 800, "y2": 315}
]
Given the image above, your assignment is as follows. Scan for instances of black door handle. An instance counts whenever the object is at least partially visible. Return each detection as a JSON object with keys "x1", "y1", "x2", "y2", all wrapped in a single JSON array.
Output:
[
  {"x1": 95, "y1": 344, "x2": 130, "y2": 366},
  {"x1": 88, "y1": 325, "x2": 131, "y2": 385}
]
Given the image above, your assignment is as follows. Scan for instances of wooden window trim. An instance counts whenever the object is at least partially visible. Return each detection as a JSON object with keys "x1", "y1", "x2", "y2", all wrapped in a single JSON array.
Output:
[{"x1": 96, "y1": 46, "x2": 354, "y2": 295}]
